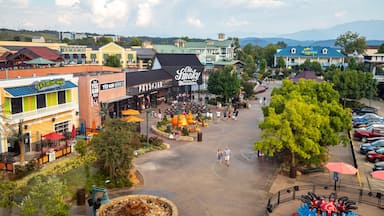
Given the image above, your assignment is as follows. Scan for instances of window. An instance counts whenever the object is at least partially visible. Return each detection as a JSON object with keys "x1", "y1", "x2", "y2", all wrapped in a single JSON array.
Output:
[
  {"x1": 58, "y1": 91, "x2": 66, "y2": 104},
  {"x1": 11, "y1": 98, "x2": 22, "y2": 114},
  {"x1": 55, "y1": 121, "x2": 69, "y2": 134},
  {"x1": 37, "y1": 94, "x2": 46, "y2": 109},
  {"x1": 322, "y1": 48, "x2": 328, "y2": 55},
  {"x1": 291, "y1": 48, "x2": 296, "y2": 54}
]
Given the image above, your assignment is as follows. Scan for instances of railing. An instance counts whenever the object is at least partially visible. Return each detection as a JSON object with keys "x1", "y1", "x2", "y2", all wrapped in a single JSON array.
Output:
[{"x1": 265, "y1": 184, "x2": 384, "y2": 215}]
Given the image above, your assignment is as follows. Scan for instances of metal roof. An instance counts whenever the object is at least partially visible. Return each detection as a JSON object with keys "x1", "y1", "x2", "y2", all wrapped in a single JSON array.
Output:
[
  {"x1": 275, "y1": 46, "x2": 344, "y2": 58},
  {"x1": 5, "y1": 81, "x2": 77, "y2": 97}
]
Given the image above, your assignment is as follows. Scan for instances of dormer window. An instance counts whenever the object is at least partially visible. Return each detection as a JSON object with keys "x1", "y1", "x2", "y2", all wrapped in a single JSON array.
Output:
[
  {"x1": 322, "y1": 48, "x2": 328, "y2": 55},
  {"x1": 291, "y1": 48, "x2": 296, "y2": 54}
]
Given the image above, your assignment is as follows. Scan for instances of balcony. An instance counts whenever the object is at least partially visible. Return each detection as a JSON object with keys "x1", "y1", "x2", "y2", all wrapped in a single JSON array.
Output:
[{"x1": 5, "y1": 102, "x2": 78, "y2": 125}]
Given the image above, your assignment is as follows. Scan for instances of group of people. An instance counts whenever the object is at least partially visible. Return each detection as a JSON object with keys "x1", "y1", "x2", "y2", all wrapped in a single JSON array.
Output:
[
  {"x1": 222, "y1": 109, "x2": 239, "y2": 120},
  {"x1": 217, "y1": 147, "x2": 231, "y2": 167}
]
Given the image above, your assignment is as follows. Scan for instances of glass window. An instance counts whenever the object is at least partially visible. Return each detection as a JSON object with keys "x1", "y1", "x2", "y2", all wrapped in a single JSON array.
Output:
[
  {"x1": 55, "y1": 121, "x2": 69, "y2": 134},
  {"x1": 11, "y1": 98, "x2": 22, "y2": 114},
  {"x1": 37, "y1": 94, "x2": 46, "y2": 109},
  {"x1": 58, "y1": 91, "x2": 66, "y2": 104}
]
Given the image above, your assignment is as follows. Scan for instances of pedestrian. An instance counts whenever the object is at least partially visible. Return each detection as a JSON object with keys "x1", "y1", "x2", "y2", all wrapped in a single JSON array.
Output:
[
  {"x1": 234, "y1": 110, "x2": 239, "y2": 120},
  {"x1": 158, "y1": 109, "x2": 162, "y2": 119},
  {"x1": 223, "y1": 147, "x2": 231, "y2": 167},
  {"x1": 217, "y1": 148, "x2": 223, "y2": 164},
  {"x1": 263, "y1": 97, "x2": 266, "y2": 105},
  {"x1": 223, "y1": 110, "x2": 227, "y2": 119},
  {"x1": 259, "y1": 97, "x2": 263, "y2": 105}
]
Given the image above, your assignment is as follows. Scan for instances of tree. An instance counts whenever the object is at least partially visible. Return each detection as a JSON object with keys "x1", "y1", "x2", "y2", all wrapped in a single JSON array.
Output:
[
  {"x1": 7, "y1": 120, "x2": 28, "y2": 164},
  {"x1": 276, "y1": 41, "x2": 287, "y2": 48},
  {"x1": 262, "y1": 44, "x2": 278, "y2": 66},
  {"x1": 104, "y1": 55, "x2": 121, "y2": 67},
  {"x1": 254, "y1": 79, "x2": 351, "y2": 177},
  {"x1": 377, "y1": 43, "x2": 384, "y2": 53},
  {"x1": 259, "y1": 59, "x2": 267, "y2": 74},
  {"x1": 243, "y1": 55, "x2": 256, "y2": 77},
  {"x1": 91, "y1": 118, "x2": 141, "y2": 181},
  {"x1": 18, "y1": 176, "x2": 70, "y2": 216},
  {"x1": 277, "y1": 56, "x2": 286, "y2": 69},
  {"x1": 335, "y1": 31, "x2": 367, "y2": 55},
  {"x1": 0, "y1": 180, "x2": 17, "y2": 213},
  {"x1": 207, "y1": 66, "x2": 241, "y2": 103},
  {"x1": 127, "y1": 37, "x2": 142, "y2": 46},
  {"x1": 241, "y1": 81, "x2": 256, "y2": 99},
  {"x1": 96, "y1": 36, "x2": 113, "y2": 46}
]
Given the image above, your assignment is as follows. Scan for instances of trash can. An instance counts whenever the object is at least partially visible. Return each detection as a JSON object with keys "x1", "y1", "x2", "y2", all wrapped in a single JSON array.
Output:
[
  {"x1": 76, "y1": 188, "x2": 86, "y2": 205},
  {"x1": 197, "y1": 132, "x2": 203, "y2": 142}
]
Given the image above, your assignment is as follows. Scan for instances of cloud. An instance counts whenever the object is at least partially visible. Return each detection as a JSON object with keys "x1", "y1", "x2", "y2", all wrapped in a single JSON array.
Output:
[
  {"x1": 225, "y1": 17, "x2": 250, "y2": 27},
  {"x1": 88, "y1": 0, "x2": 130, "y2": 28},
  {"x1": 187, "y1": 17, "x2": 204, "y2": 28},
  {"x1": 6, "y1": 0, "x2": 29, "y2": 8},
  {"x1": 57, "y1": 14, "x2": 72, "y2": 25},
  {"x1": 55, "y1": 0, "x2": 80, "y2": 8},
  {"x1": 136, "y1": 0, "x2": 160, "y2": 27},
  {"x1": 334, "y1": 10, "x2": 346, "y2": 19},
  {"x1": 221, "y1": 0, "x2": 285, "y2": 8}
]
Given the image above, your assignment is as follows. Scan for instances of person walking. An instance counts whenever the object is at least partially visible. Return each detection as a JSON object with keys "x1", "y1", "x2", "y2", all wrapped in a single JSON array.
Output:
[
  {"x1": 217, "y1": 148, "x2": 223, "y2": 164},
  {"x1": 223, "y1": 147, "x2": 231, "y2": 167}
]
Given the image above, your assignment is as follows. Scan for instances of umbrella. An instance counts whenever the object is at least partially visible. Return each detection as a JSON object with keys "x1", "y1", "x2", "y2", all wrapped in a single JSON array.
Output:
[
  {"x1": 71, "y1": 125, "x2": 76, "y2": 138},
  {"x1": 42, "y1": 132, "x2": 65, "y2": 141},
  {"x1": 122, "y1": 109, "x2": 140, "y2": 116},
  {"x1": 80, "y1": 123, "x2": 85, "y2": 135},
  {"x1": 324, "y1": 162, "x2": 358, "y2": 175},
  {"x1": 25, "y1": 57, "x2": 55, "y2": 65},
  {"x1": 371, "y1": 171, "x2": 384, "y2": 180},
  {"x1": 123, "y1": 116, "x2": 144, "y2": 123}
]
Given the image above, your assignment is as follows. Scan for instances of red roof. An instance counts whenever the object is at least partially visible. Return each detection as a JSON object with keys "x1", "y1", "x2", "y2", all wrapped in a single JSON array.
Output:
[{"x1": 7, "y1": 47, "x2": 62, "y2": 62}]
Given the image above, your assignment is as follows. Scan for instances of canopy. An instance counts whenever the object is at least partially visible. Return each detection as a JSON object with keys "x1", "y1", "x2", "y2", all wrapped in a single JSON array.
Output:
[
  {"x1": 325, "y1": 162, "x2": 358, "y2": 175},
  {"x1": 122, "y1": 109, "x2": 140, "y2": 116},
  {"x1": 123, "y1": 116, "x2": 144, "y2": 123},
  {"x1": 371, "y1": 170, "x2": 384, "y2": 180},
  {"x1": 25, "y1": 57, "x2": 55, "y2": 65},
  {"x1": 42, "y1": 132, "x2": 65, "y2": 141}
]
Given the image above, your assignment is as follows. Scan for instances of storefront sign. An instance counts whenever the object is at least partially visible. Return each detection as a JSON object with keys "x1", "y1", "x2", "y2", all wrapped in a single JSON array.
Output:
[
  {"x1": 100, "y1": 80, "x2": 124, "y2": 91},
  {"x1": 138, "y1": 81, "x2": 163, "y2": 93},
  {"x1": 301, "y1": 47, "x2": 317, "y2": 56},
  {"x1": 34, "y1": 79, "x2": 65, "y2": 91},
  {"x1": 90, "y1": 79, "x2": 99, "y2": 105},
  {"x1": 175, "y1": 66, "x2": 201, "y2": 86}
]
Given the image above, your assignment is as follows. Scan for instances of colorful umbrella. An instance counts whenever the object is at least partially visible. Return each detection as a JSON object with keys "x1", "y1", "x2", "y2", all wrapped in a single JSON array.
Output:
[
  {"x1": 42, "y1": 132, "x2": 65, "y2": 141},
  {"x1": 122, "y1": 109, "x2": 140, "y2": 116},
  {"x1": 71, "y1": 125, "x2": 76, "y2": 138},
  {"x1": 123, "y1": 116, "x2": 144, "y2": 123},
  {"x1": 371, "y1": 170, "x2": 384, "y2": 180},
  {"x1": 324, "y1": 162, "x2": 358, "y2": 175}
]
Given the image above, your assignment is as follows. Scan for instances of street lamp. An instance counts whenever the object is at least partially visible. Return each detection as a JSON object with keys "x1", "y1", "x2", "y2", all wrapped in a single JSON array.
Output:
[
  {"x1": 89, "y1": 185, "x2": 110, "y2": 216},
  {"x1": 146, "y1": 110, "x2": 149, "y2": 148},
  {"x1": 369, "y1": 78, "x2": 375, "y2": 107}
]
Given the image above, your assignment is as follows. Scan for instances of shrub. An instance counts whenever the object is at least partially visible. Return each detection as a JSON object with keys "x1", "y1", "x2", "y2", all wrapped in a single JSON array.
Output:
[
  {"x1": 75, "y1": 139, "x2": 87, "y2": 156},
  {"x1": 149, "y1": 136, "x2": 164, "y2": 146},
  {"x1": 181, "y1": 127, "x2": 189, "y2": 136},
  {"x1": 165, "y1": 125, "x2": 172, "y2": 133}
]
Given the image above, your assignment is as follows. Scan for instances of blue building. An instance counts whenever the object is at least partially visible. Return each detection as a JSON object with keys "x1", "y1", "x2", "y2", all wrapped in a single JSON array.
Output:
[{"x1": 274, "y1": 46, "x2": 346, "y2": 69}]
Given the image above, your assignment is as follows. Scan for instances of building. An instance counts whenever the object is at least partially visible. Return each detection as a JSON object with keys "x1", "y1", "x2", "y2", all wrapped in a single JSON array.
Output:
[
  {"x1": 5, "y1": 47, "x2": 63, "y2": 68},
  {"x1": 274, "y1": 46, "x2": 346, "y2": 69},
  {"x1": 32, "y1": 36, "x2": 46, "y2": 43},
  {"x1": 60, "y1": 45, "x2": 87, "y2": 65},
  {"x1": 0, "y1": 74, "x2": 79, "y2": 154},
  {"x1": 0, "y1": 41, "x2": 66, "y2": 51}
]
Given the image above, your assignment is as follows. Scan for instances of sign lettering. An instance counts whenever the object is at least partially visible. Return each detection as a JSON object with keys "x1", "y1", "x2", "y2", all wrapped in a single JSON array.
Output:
[
  {"x1": 175, "y1": 66, "x2": 201, "y2": 86},
  {"x1": 100, "y1": 80, "x2": 124, "y2": 91},
  {"x1": 34, "y1": 79, "x2": 65, "y2": 91}
]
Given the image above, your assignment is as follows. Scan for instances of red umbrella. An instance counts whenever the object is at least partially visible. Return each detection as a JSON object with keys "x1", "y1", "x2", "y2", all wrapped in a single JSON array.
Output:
[
  {"x1": 71, "y1": 125, "x2": 76, "y2": 138},
  {"x1": 42, "y1": 132, "x2": 65, "y2": 141},
  {"x1": 325, "y1": 162, "x2": 358, "y2": 175},
  {"x1": 371, "y1": 171, "x2": 384, "y2": 180}
]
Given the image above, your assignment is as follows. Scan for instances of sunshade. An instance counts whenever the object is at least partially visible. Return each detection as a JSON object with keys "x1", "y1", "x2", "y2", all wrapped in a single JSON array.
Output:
[
  {"x1": 42, "y1": 132, "x2": 65, "y2": 141},
  {"x1": 325, "y1": 162, "x2": 358, "y2": 175},
  {"x1": 25, "y1": 57, "x2": 55, "y2": 65},
  {"x1": 71, "y1": 125, "x2": 76, "y2": 138},
  {"x1": 123, "y1": 116, "x2": 144, "y2": 123},
  {"x1": 371, "y1": 170, "x2": 384, "y2": 180},
  {"x1": 122, "y1": 109, "x2": 140, "y2": 115}
]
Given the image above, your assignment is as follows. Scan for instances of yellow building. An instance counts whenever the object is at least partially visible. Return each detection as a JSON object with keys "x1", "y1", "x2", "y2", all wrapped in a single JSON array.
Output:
[
  {"x1": 86, "y1": 42, "x2": 137, "y2": 68},
  {"x1": 0, "y1": 40, "x2": 67, "y2": 51},
  {"x1": 0, "y1": 74, "x2": 79, "y2": 154}
]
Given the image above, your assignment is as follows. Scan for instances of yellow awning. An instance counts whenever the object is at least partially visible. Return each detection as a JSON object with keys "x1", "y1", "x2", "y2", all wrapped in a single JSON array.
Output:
[
  {"x1": 122, "y1": 109, "x2": 140, "y2": 116},
  {"x1": 123, "y1": 116, "x2": 144, "y2": 123}
]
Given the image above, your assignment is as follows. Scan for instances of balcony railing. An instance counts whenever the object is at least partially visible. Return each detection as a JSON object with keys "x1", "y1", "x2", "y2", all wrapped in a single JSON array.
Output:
[{"x1": 5, "y1": 102, "x2": 77, "y2": 125}]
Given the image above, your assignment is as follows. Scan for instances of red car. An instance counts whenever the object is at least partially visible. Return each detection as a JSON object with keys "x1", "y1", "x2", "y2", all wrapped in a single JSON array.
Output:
[
  {"x1": 353, "y1": 127, "x2": 384, "y2": 142},
  {"x1": 366, "y1": 148, "x2": 384, "y2": 163}
]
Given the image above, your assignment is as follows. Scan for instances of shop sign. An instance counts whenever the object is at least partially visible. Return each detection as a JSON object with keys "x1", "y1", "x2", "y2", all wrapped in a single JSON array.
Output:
[
  {"x1": 34, "y1": 79, "x2": 65, "y2": 91},
  {"x1": 175, "y1": 66, "x2": 201, "y2": 86},
  {"x1": 138, "y1": 81, "x2": 163, "y2": 93},
  {"x1": 90, "y1": 79, "x2": 99, "y2": 105},
  {"x1": 301, "y1": 47, "x2": 317, "y2": 56},
  {"x1": 100, "y1": 80, "x2": 124, "y2": 91}
]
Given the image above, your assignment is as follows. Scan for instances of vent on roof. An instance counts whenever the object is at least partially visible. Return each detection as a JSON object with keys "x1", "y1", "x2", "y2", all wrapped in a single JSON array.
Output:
[
  {"x1": 291, "y1": 48, "x2": 296, "y2": 54},
  {"x1": 322, "y1": 48, "x2": 328, "y2": 55}
]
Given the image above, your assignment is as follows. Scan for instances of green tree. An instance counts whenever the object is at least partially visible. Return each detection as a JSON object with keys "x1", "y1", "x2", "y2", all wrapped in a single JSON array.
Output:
[
  {"x1": 259, "y1": 59, "x2": 267, "y2": 74},
  {"x1": 255, "y1": 79, "x2": 351, "y2": 177},
  {"x1": 262, "y1": 44, "x2": 278, "y2": 66},
  {"x1": 207, "y1": 66, "x2": 241, "y2": 103},
  {"x1": 91, "y1": 118, "x2": 141, "y2": 181},
  {"x1": 18, "y1": 176, "x2": 70, "y2": 216},
  {"x1": 104, "y1": 55, "x2": 121, "y2": 67},
  {"x1": 96, "y1": 36, "x2": 113, "y2": 46},
  {"x1": 127, "y1": 37, "x2": 142, "y2": 46},
  {"x1": 348, "y1": 58, "x2": 357, "y2": 70},
  {"x1": 277, "y1": 56, "x2": 286, "y2": 69},
  {"x1": 0, "y1": 180, "x2": 17, "y2": 213},
  {"x1": 335, "y1": 31, "x2": 367, "y2": 55},
  {"x1": 241, "y1": 81, "x2": 256, "y2": 99},
  {"x1": 7, "y1": 120, "x2": 28, "y2": 164},
  {"x1": 276, "y1": 41, "x2": 287, "y2": 48},
  {"x1": 377, "y1": 43, "x2": 384, "y2": 53},
  {"x1": 244, "y1": 55, "x2": 256, "y2": 77}
]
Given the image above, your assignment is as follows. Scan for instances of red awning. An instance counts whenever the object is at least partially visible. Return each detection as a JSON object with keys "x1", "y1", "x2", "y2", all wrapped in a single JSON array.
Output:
[{"x1": 42, "y1": 132, "x2": 65, "y2": 141}]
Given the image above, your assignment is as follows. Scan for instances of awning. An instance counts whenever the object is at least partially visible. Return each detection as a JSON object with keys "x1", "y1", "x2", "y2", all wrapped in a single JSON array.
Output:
[
  {"x1": 5, "y1": 81, "x2": 77, "y2": 97},
  {"x1": 102, "y1": 95, "x2": 133, "y2": 104}
]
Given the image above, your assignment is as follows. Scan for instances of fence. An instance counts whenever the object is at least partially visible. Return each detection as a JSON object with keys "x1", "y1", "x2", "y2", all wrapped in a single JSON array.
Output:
[{"x1": 265, "y1": 184, "x2": 384, "y2": 215}]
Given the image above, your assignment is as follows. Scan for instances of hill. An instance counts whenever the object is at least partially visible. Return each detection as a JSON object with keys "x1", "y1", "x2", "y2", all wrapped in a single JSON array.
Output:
[{"x1": 0, "y1": 29, "x2": 59, "y2": 42}]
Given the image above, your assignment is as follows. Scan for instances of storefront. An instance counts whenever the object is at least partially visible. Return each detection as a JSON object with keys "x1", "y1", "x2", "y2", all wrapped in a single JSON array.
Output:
[
  {"x1": 125, "y1": 69, "x2": 173, "y2": 110},
  {"x1": 151, "y1": 53, "x2": 204, "y2": 101},
  {"x1": 0, "y1": 74, "x2": 79, "y2": 154}
]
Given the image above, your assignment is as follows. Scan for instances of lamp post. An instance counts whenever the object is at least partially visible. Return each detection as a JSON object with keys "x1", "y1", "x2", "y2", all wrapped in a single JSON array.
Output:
[
  {"x1": 369, "y1": 78, "x2": 375, "y2": 107},
  {"x1": 146, "y1": 110, "x2": 149, "y2": 148},
  {"x1": 90, "y1": 185, "x2": 110, "y2": 216}
]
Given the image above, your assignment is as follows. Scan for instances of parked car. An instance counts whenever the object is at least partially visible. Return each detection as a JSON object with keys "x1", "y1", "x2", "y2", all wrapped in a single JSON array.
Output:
[
  {"x1": 353, "y1": 113, "x2": 384, "y2": 124},
  {"x1": 355, "y1": 122, "x2": 384, "y2": 129},
  {"x1": 353, "y1": 126, "x2": 384, "y2": 142},
  {"x1": 352, "y1": 106, "x2": 378, "y2": 115},
  {"x1": 372, "y1": 161, "x2": 384, "y2": 171},
  {"x1": 367, "y1": 148, "x2": 384, "y2": 163},
  {"x1": 360, "y1": 139, "x2": 384, "y2": 154}
]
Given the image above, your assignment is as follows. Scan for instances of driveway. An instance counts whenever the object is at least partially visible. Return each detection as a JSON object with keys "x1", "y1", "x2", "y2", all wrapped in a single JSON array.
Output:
[{"x1": 129, "y1": 82, "x2": 281, "y2": 216}]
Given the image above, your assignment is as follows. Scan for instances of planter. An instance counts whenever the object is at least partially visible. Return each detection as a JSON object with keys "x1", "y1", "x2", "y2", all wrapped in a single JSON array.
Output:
[{"x1": 97, "y1": 195, "x2": 178, "y2": 216}]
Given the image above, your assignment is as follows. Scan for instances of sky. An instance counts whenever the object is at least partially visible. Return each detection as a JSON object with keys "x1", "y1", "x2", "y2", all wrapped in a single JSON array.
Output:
[{"x1": 0, "y1": 0, "x2": 383, "y2": 39}]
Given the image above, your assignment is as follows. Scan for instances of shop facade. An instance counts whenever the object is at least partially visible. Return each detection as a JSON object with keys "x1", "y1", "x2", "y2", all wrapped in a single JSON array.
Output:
[{"x1": 0, "y1": 74, "x2": 79, "y2": 154}]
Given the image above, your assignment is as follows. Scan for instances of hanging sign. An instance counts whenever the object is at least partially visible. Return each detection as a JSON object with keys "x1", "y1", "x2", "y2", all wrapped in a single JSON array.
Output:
[{"x1": 90, "y1": 79, "x2": 99, "y2": 105}]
